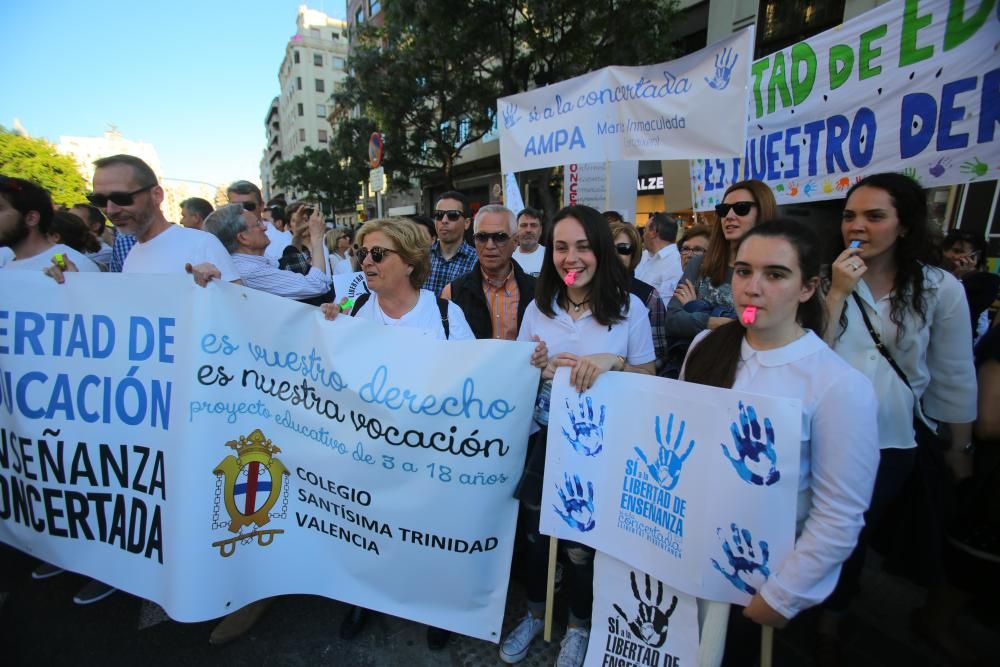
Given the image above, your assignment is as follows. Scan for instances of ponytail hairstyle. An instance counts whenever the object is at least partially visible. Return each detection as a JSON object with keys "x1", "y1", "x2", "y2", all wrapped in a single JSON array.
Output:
[
  {"x1": 683, "y1": 219, "x2": 826, "y2": 389},
  {"x1": 839, "y1": 172, "x2": 936, "y2": 338},
  {"x1": 535, "y1": 205, "x2": 631, "y2": 326}
]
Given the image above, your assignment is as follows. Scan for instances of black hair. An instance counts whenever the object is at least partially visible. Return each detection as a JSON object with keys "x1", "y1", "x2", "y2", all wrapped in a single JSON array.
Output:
[
  {"x1": 270, "y1": 205, "x2": 287, "y2": 224},
  {"x1": 683, "y1": 219, "x2": 825, "y2": 389},
  {"x1": 50, "y1": 211, "x2": 100, "y2": 253},
  {"x1": 0, "y1": 175, "x2": 54, "y2": 233},
  {"x1": 646, "y1": 212, "x2": 679, "y2": 243},
  {"x1": 602, "y1": 210, "x2": 624, "y2": 223},
  {"x1": 227, "y1": 180, "x2": 263, "y2": 203},
  {"x1": 840, "y1": 172, "x2": 936, "y2": 338},
  {"x1": 71, "y1": 203, "x2": 107, "y2": 230},
  {"x1": 517, "y1": 207, "x2": 544, "y2": 222},
  {"x1": 180, "y1": 197, "x2": 214, "y2": 220},
  {"x1": 535, "y1": 205, "x2": 631, "y2": 327},
  {"x1": 93, "y1": 154, "x2": 158, "y2": 187},
  {"x1": 942, "y1": 228, "x2": 988, "y2": 271},
  {"x1": 435, "y1": 190, "x2": 470, "y2": 216},
  {"x1": 408, "y1": 214, "x2": 436, "y2": 240}
]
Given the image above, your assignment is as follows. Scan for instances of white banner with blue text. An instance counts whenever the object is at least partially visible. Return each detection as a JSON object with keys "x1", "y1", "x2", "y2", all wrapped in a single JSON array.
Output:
[
  {"x1": 690, "y1": 0, "x2": 1000, "y2": 210},
  {"x1": 498, "y1": 29, "x2": 752, "y2": 173},
  {"x1": 540, "y1": 368, "x2": 801, "y2": 605},
  {"x1": 0, "y1": 272, "x2": 538, "y2": 642}
]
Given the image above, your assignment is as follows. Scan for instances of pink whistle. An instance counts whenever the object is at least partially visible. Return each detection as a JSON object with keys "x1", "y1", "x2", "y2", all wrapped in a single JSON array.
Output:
[
  {"x1": 741, "y1": 306, "x2": 757, "y2": 325},
  {"x1": 563, "y1": 271, "x2": 577, "y2": 286}
]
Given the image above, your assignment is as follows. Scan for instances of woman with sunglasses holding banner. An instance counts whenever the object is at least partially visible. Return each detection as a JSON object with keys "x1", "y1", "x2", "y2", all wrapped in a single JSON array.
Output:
[
  {"x1": 500, "y1": 205, "x2": 655, "y2": 667},
  {"x1": 610, "y1": 221, "x2": 669, "y2": 377},
  {"x1": 665, "y1": 181, "x2": 778, "y2": 366}
]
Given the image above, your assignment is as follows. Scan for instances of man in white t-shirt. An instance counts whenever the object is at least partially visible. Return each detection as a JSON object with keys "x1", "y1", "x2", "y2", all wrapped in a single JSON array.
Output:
[
  {"x1": 0, "y1": 175, "x2": 100, "y2": 273},
  {"x1": 511, "y1": 207, "x2": 546, "y2": 277},
  {"x1": 636, "y1": 212, "x2": 682, "y2": 304}
]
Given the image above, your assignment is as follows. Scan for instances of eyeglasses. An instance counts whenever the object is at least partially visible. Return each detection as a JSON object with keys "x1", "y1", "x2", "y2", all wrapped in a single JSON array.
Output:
[
  {"x1": 680, "y1": 245, "x2": 707, "y2": 256},
  {"x1": 86, "y1": 184, "x2": 155, "y2": 208},
  {"x1": 615, "y1": 243, "x2": 634, "y2": 256},
  {"x1": 473, "y1": 231, "x2": 511, "y2": 245},
  {"x1": 714, "y1": 201, "x2": 756, "y2": 217},
  {"x1": 433, "y1": 209, "x2": 464, "y2": 221},
  {"x1": 240, "y1": 201, "x2": 258, "y2": 212},
  {"x1": 356, "y1": 246, "x2": 397, "y2": 263}
]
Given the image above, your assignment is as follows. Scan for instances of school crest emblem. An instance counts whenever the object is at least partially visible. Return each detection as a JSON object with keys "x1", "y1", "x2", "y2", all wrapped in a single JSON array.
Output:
[{"x1": 211, "y1": 429, "x2": 290, "y2": 557}]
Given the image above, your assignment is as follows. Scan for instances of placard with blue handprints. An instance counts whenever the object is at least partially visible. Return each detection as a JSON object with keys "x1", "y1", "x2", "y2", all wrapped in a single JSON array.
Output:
[{"x1": 540, "y1": 368, "x2": 800, "y2": 604}]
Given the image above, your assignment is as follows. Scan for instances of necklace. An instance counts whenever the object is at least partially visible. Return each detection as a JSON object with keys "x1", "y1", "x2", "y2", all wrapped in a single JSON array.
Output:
[{"x1": 566, "y1": 295, "x2": 589, "y2": 312}]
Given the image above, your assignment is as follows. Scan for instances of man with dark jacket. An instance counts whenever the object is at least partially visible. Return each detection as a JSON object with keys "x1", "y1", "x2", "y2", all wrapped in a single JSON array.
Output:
[{"x1": 442, "y1": 204, "x2": 535, "y2": 340}]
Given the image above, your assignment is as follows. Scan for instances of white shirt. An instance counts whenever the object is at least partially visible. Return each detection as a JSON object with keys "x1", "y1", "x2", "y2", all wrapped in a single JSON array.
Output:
[
  {"x1": 687, "y1": 330, "x2": 879, "y2": 621},
  {"x1": 123, "y1": 224, "x2": 240, "y2": 281},
  {"x1": 5, "y1": 243, "x2": 100, "y2": 272},
  {"x1": 264, "y1": 226, "x2": 293, "y2": 261},
  {"x1": 512, "y1": 245, "x2": 546, "y2": 277},
  {"x1": 231, "y1": 253, "x2": 330, "y2": 299},
  {"x1": 0, "y1": 247, "x2": 13, "y2": 268},
  {"x1": 517, "y1": 294, "x2": 655, "y2": 365},
  {"x1": 635, "y1": 243, "x2": 682, "y2": 304},
  {"x1": 355, "y1": 289, "x2": 475, "y2": 341},
  {"x1": 832, "y1": 266, "x2": 977, "y2": 450},
  {"x1": 86, "y1": 241, "x2": 113, "y2": 270}
]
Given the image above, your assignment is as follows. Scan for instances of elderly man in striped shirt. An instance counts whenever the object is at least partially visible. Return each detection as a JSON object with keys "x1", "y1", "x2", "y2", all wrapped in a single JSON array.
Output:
[
  {"x1": 204, "y1": 203, "x2": 331, "y2": 301},
  {"x1": 441, "y1": 204, "x2": 535, "y2": 340}
]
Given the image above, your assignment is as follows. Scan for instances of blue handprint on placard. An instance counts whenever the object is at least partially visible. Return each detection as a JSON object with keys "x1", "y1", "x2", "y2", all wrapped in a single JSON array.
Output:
[
  {"x1": 633, "y1": 414, "x2": 695, "y2": 490},
  {"x1": 721, "y1": 401, "x2": 780, "y2": 486},
  {"x1": 553, "y1": 473, "x2": 596, "y2": 532},
  {"x1": 562, "y1": 395, "x2": 606, "y2": 456},
  {"x1": 502, "y1": 103, "x2": 521, "y2": 129},
  {"x1": 710, "y1": 523, "x2": 771, "y2": 595},
  {"x1": 704, "y1": 47, "x2": 739, "y2": 90}
]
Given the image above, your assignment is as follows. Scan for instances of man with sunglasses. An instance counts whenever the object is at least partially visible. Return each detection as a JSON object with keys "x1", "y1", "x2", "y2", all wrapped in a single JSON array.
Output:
[
  {"x1": 512, "y1": 207, "x2": 546, "y2": 277},
  {"x1": 635, "y1": 212, "x2": 682, "y2": 306},
  {"x1": 423, "y1": 191, "x2": 477, "y2": 296},
  {"x1": 441, "y1": 204, "x2": 536, "y2": 341}
]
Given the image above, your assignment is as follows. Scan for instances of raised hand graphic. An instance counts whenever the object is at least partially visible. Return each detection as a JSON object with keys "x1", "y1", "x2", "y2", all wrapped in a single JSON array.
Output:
[
  {"x1": 613, "y1": 571, "x2": 678, "y2": 648},
  {"x1": 634, "y1": 413, "x2": 695, "y2": 490},
  {"x1": 704, "y1": 47, "x2": 739, "y2": 90},
  {"x1": 553, "y1": 473, "x2": 596, "y2": 532},
  {"x1": 720, "y1": 401, "x2": 780, "y2": 486},
  {"x1": 710, "y1": 523, "x2": 771, "y2": 595}
]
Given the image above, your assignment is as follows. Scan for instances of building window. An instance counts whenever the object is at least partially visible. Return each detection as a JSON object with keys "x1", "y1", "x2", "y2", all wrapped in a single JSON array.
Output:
[
  {"x1": 297, "y1": 103, "x2": 304, "y2": 117},
  {"x1": 332, "y1": 57, "x2": 345, "y2": 69},
  {"x1": 296, "y1": 76, "x2": 302, "y2": 90},
  {"x1": 369, "y1": 0, "x2": 381, "y2": 15},
  {"x1": 319, "y1": 130, "x2": 328, "y2": 143},
  {"x1": 355, "y1": 8, "x2": 364, "y2": 24},
  {"x1": 331, "y1": 31, "x2": 340, "y2": 39},
  {"x1": 315, "y1": 79, "x2": 325, "y2": 93},
  {"x1": 316, "y1": 104, "x2": 327, "y2": 117},
  {"x1": 299, "y1": 129, "x2": 306, "y2": 141},
  {"x1": 313, "y1": 53, "x2": 323, "y2": 66},
  {"x1": 293, "y1": 50, "x2": 300, "y2": 64}
]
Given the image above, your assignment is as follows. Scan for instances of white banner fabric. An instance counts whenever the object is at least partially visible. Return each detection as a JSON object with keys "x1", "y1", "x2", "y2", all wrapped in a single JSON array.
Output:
[
  {"x1": 498, "y1": 30, "x2": 752, "y2": 173},
  {"x1": 690, "y1": 0, "x2": 1000, "y2": 210},
  {"x1": 540, "y1": 369, "x2": 801, "y2": 605},
  {"x1": 0, "y1": 272, "x2": 539, "y2": 642},
  {"x1": 585, "y1": 552, "x2": 699, "y2": 667}
]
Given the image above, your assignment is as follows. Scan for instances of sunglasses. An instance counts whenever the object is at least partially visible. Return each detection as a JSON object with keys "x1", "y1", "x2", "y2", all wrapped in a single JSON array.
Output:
[
  {"x1": 240, "y1": 201, "x2": 258, "y2": 212},
  {"x1": 433, "y1": 209, "x2": 464, "y2": 221},
  {"x1": 85, "y1": 184, "x2": 155, "y2": 208},
  {"x1": 356, "y1": 246, "x2": 397, "y2": 263},
  {"x1": 714, "y1": 201, "x2": 756, "y2": 217},
  {"x1": 615, "y1": 243, "x2": 634, "y2": 256},
  {"x1": 473, "y1": 231, "x2": 511, "y2": 245}
]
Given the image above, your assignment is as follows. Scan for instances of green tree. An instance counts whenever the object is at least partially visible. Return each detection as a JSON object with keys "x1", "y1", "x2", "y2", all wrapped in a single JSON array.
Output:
[
  {"x1": 336, "y1": 0, "x2": 680, "y2": 192},
  {"x1": 0, "y1": 127, "x2": 89, "y2": 207}
]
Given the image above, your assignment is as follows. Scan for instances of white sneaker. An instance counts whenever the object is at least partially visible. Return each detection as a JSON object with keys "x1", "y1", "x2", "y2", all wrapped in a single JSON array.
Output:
[
  {"x1": 556, "y1": 627, "x2": 589, "y2": 667},
  {"x1": 499, "y1": 612, "x2": 544, "y2": 664}
]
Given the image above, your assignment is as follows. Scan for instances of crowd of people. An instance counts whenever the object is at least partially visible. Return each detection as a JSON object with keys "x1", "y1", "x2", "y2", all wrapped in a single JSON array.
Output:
[{"x1": 1, "y1": 154, "x2": 997, "y2": 666}]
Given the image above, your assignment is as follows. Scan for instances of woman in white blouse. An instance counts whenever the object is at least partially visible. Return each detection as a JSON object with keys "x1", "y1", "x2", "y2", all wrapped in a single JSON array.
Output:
[
  {"x1": 820, "y1": 172, "x2": 977, "y2": 661},
  {"x1": 681, "y1": 219, "x2": 879, "y2": 666}
]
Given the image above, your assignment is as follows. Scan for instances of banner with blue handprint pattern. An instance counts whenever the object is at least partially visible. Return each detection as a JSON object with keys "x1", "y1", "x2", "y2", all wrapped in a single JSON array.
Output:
[
  {"x1": 690, "y1": 0, "x2": 1000, "y2": 210},
  {"x1": 497, "y1": 29, "x2": 752, "y2": 173},
  {"x1": 540, "y1": 368, "x2": 800, "y2": 604}
]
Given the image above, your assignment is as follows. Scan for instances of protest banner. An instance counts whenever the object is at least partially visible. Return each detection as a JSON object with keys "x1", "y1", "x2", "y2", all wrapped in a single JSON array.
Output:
[
  {"x1": 0, "y1": 272, "x2": 538, "y2": 642},
  {"x1": 540, "y1": 368, "x2": 801, "y2": 605},
  {"x1": 332, "y1": 270, "x2": 370, "y2": 304},
  {"x1": 585, "y1": 552, "x2": 698, "y2": 667},
  {"x1": 498, "y1": 29, "x2": 752, "y2": 173},
  {"x1": 690, "y1": 0, "x2": 1000, "y2": 209},
  {"x1": 563, "y1": 161, "x2": 640, "y2": 223}
]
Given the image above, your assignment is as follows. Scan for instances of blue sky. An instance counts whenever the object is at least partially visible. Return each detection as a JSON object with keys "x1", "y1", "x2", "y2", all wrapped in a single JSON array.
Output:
[{"x1": 1, "y1": 0, "x2": 346, "y2": 186}]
